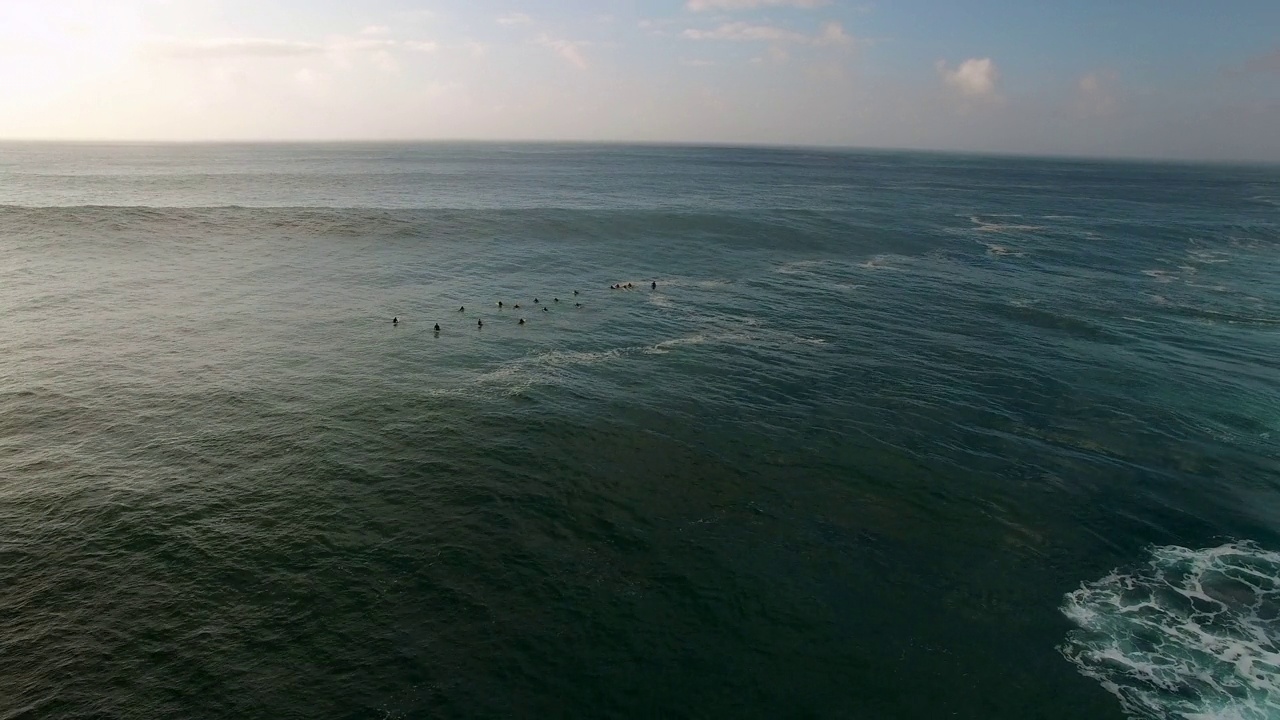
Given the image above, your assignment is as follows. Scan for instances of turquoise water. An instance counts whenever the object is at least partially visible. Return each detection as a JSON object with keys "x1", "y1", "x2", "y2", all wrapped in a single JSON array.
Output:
[{"x1": 1, "y1": 143, "x2": 1278, "y2": 719}]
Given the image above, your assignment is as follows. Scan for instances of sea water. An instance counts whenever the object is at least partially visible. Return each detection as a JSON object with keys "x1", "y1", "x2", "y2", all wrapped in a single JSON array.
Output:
[{"x1": 1, "y1": 143, "x2": 1278, "y2": 719}]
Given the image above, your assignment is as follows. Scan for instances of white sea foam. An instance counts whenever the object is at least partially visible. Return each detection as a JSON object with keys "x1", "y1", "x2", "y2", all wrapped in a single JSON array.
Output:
[
  {"x1": 537, "y1": 349, "x2": 622, "y2": 367},
  {"x1": 1187, "y1": 249, "x2": 1232, "y2": 265},
  {"x1": 969, "y1": 215, "x2": 1044, "y2": 233},
  {"x1": 658, "y1": 277, "x2": 732, "y2": 289},
  {"x1": 858, "y1": 254, "x2": 903, "y2": 270},
  {"x1": 645, "y1": 334, "x2": 709, "y2": 354},
  {"x1": 1061, "y1": 542, "x2": 1280, "y2": 720},
  {"x1": 983, "y1": 242, "x2": 1026, "y2": 257},
  {"x1": 776, "y1": 260, "x2": 821, "y2": 275}
]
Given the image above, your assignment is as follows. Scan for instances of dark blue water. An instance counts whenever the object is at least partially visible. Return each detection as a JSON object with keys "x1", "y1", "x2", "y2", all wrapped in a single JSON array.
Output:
[{"x1": 1, "y1": 143, "x2": 1278, "y2": 719}]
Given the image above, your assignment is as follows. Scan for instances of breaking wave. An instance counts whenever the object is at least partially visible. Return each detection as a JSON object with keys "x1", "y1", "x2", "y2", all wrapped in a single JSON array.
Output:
[{"x1": 1061, "y1": 542, "x2": 1280, "y2": 720}]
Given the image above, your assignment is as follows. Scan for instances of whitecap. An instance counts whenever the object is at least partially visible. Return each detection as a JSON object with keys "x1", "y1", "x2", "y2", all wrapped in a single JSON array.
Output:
[
  {"x1": 537, "y1": 349, "x2": 622, "y2": 367},
  {"x1": 858, "y1": 254, "x2": 903, "y2": 270},
  {"x1": 983, "y1": 243, "x2": 1026, "y2": 257},
  {"x1": 645, "y1": 334, "x2": 708, "y2": 354},
  {"x1": 1060, "y1": 542, "x2": 1280, "y2": 720},
  {"x1": 970, "y1": 215, "x2": 1045, "y2": 233}
]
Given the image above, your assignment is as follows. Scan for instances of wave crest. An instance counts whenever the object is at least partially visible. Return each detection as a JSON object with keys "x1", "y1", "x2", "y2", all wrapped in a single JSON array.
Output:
[{"x1": 1060, "y1": 541, "x2": 1280, "y2": 719}]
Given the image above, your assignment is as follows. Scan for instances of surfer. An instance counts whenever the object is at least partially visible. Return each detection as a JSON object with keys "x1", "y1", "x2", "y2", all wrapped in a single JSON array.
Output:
[
  {"x1": 534, "y1": 298, "x2": 539, "y2": 304},
  {"x1": 477, "y1": 319, "x2": 483, "y2": 328},
  {"x1": 392, "y1": 316, "x2": 398, "y2": 325},
  {"x1": 573, "y1": 290, "x2": 579, "y2": 296},
  {"x1": 554, "y1": 298, "x2": 559, "y2": 303},
  {"x1": 498, "y1": 301, "x2": 503, "y2": 308},
  {"x1": 459, "y1": 306, "x2": 465, "y2": 312},
  {"x1": 434, "y1": 323, "x2": 440, "y2": 332},
  {"x1": 651, "y1": 281, "x2": 656, "y2": 290},
  {"x1": 518, "y1": 318, "x2": 525, "y2": 325}
]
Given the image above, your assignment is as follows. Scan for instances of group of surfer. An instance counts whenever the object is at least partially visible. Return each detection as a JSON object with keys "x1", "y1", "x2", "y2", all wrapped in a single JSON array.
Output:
[{"x1": 392, "y1": 281, "x2": 658, "y2": 330}]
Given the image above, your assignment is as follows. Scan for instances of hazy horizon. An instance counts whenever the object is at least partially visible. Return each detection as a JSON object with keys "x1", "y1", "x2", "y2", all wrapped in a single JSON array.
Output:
[{"x1": 2, "y1": 0, "x2": 1279, "y2": 163}]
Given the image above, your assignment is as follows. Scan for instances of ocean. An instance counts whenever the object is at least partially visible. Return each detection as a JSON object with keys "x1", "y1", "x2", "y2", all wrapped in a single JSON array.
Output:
[{"x1": 1, "y1": 142, "x2": 1278, "y2": 719}]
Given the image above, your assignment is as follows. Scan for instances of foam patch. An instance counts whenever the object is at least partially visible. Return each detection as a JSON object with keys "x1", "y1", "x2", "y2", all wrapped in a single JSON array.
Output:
[{"x1": 1060, "y1": 542, "x2": 1280, "y2": 719}]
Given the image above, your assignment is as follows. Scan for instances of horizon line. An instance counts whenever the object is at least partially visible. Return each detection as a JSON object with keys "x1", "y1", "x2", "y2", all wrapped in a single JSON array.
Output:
[{"x1": 0, "y1": 137, "x2": 1275, "y2": 168}]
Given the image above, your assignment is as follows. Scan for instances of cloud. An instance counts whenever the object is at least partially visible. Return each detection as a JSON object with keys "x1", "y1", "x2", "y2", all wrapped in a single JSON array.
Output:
[
  {"x1": 536, "y1": 36, "x2": 588, "y2": 68},
  {"x1": 686, "y1": 0, "x2": 829, "y2": 10},
  {"x1": 937, "y1": 57, "x2": 999, "y2": 99},
  {"x1": 498, "y1": 13, "x2": 532, "y2": 26},
  {"x1": 152, "y1": 38, "x2": 325, "y2": 58},
  {"x1": 683, "y1": 20, "x2": 851, "y2": 45},
  {"x1": 1075, "y1": 70, "x2": 1118, "y2": 117},
  {"x1": 682, "y1": 22, "x2": 809, "y2": 43},
  {"x1": 1226, "y1": 48, "x2": 1280, "y2": 76},
  {"x1": 336, "y1": 39, "x2": 399, "y2": 52},
  {"x1": 458, "y1": 41, "x2": 489, "y2": 58},
  {"x1": 398, "y1": 9, "x2": 435, "y2": 23},
  {"x1": 360, "y1": 25, "x2": 390, "y2": 36},
  {"x1": 815, "y1": 21, "x2": 851, "y2": 46},
  {"x1": 150, "y1": 36, "x2": 436, "y2": 60}
]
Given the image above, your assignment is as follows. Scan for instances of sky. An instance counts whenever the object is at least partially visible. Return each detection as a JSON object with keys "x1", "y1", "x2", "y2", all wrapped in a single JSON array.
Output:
[{"x1": 1, "y1": 0, "x2": 1278, "y2": 161}]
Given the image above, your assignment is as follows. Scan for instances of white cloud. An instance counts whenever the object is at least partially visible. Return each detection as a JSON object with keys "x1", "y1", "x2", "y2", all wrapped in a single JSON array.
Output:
[
  {"x1": 336, "y1": 39, "x2": 399, "y2": 52},
  {"x1": 458, "y1": 41, "x2": 489, "y2": 58},
  {"x1": 151, "y1": 38, "x2": 326, "y2": 58},
  {"x1": 360, "y1": 25, "x2": 391, "y2": 36},
  {"x1": 683, "y1": 22, "x2": 809, "y2": 43},
  {"x1": 498, "y1": 13, "x2": 532, "y2": 26},
  {"x1": 150, "y1": 36, "x2": 436, "y2": 60},
  {"x1": 683, "y1": 20, "x2": 851, "y2": 45},
  {"x1": 536, "y1": 36, "x2": 588, "y2": 68},
  {"x1": 371, "y1": 51, "x2": 399, "y2": 74},
  {"x1": 815, "y1": 21, "x2": 850, "y2": 46},
  {"x1": 686, "y1": 0, "x2": 829, "y2": 11},
  {"x1": 398, "y1": 9, "x2": 435, "y2": 23},
  {"x1": 1075, "y1": 71, "x2": 1118, "y2": 117},
  {"x1": 937, "y1": 57, "x2": 999, "y2": 99}
]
